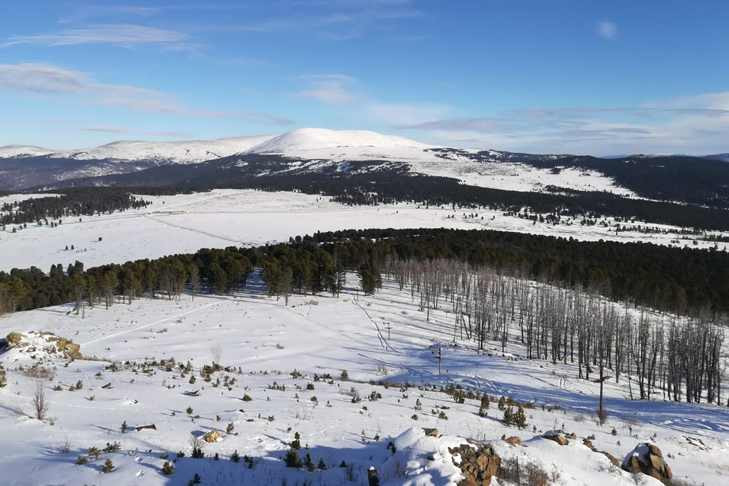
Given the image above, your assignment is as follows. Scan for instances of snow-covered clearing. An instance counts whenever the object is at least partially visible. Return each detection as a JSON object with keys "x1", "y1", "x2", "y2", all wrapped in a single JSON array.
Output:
[
  {"x1": 0, "y1": 192, "x2": 60, "y2": 208},
  {"x1": 0, "y1": 277, "x2": 727, "y2": 485},
  {"x1": 0, "y1": 189, "x2": 724, "y2": 273}
]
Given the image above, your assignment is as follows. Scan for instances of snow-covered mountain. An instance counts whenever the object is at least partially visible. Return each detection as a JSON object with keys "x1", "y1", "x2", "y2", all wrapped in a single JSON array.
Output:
[
  {"x1": 245, "y1": 127, "x2": 436, "y2": 162},
  {"x1": 0, "y1": 145, "x2": 55, "y2": 158},
  {"x1": 2, "y1": 128, "x2": 728, "y2": 204},
  {"x1": 0, "y1": 135, "x2": 275, "y2": 164}
]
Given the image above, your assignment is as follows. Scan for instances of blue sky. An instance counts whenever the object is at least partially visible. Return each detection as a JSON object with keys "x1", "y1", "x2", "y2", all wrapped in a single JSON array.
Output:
[{"x1": 0, "y1": 0, "x2": 727, "y2": 155}]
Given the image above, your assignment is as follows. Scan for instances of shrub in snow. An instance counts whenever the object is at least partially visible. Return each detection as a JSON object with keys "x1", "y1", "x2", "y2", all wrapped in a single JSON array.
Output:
[
  {"x1": 103, "y1": 442, "x2": 120, "y2": 453},
  {"x1": 102, "y1": 459, "x2": 114, "y2": 473},
  {"x1": 290, "y1": 432, "x2": 301, "y2": 449},
  {"x1": 513, "y1": 405, "x2": 527, "y2": 429},
  {"x1": 498, "y1": 396, "x2": 506, "y2": 410},
  {"x1": 284, "y1": 449, "x2": 302, "y2": 468},
  {"x1": 242, "y1": 393, "x2": 252, "y2": 401},
  {"x1": 305, "y1": 452, "x2": 315, "y2": 471},
  {"x1": 162, "y1": 461, "x2": 174, "y2": 475}
]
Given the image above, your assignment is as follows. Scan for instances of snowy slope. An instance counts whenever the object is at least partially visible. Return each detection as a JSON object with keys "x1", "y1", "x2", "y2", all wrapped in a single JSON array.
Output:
[
  {"x1": 243, "y1": 128, "x2": 634, "y2": 195},
  {"x1": 0, "y1": 277, "x2": 725, "y2": 485},
  {"x1": 246, "y1": 127, "x2": 435, "y2": 162},
  {"x1": 2, "y1": 128, "x2": 633, "y2": 195},
  {"x1": 52, "y1": 135, "x2": 275, "y2": 164},
  {"x1": 0, "y1": 145, "x2": 54, "y2": 158},
  {"x1": 2, "y1": 189, "x2": 725, "y2": 273}
]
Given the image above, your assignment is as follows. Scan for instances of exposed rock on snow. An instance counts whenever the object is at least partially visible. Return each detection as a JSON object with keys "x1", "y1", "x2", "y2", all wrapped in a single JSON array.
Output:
[
  {"x1": 542, "y1": 430, "x2": 570, "y2": 446},
  {"x1": 503, "y1": 436, "x2": 522, "y2": 446},
  {"x1": 202, "y1": 430, "x2": 223, "y2": 443},
  {"x1": 2, "y1": 331, "x2": 81, "y2": 361},
  {"x1": 448, "y1": 442, "x2": 501, "y2": 486},
  {"x1": 622, "y1": 443, "x2": 673, "y2": 482}
]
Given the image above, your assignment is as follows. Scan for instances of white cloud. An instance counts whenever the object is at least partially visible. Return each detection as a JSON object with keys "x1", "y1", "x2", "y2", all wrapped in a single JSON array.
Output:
[
  {"x1": 297, "y1": 74, "x2": 358, "y2": 104},
  {"x1": 596, "y1": 20, "x2": 618, "y2": 40},
  {"x1": 0, "y1": 62, "x2": 293, "y2": 125},
  {"x1": 366, "y1": 102, "x2": 449, "y2": 125},
  {"x1": 1, "y1": 24, "x2": 189, "y2": 49},
  {"x1": 398, "y1": 92, "x2": 729, "y2": 155},
  {"x1": 0, "y1": 62, "x2": 183, "y2": 113}
]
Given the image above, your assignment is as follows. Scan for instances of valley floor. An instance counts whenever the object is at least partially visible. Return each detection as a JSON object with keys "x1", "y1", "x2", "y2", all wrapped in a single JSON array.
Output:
[
  {"x1": 0, "y1": 277, "x2": 727, "y2": 485},
  {"x1": 1, "y1": 189, "x2": 726, "y2": 273}
]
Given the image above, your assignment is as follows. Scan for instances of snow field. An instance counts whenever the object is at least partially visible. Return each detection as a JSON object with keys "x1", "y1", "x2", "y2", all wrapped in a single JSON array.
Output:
[
  {"x1": 1, "y1": 189, "x2": 724, "y2": 273},
  {"x1": 0, "y1": 277, "x2": 727, "y2": 485}
]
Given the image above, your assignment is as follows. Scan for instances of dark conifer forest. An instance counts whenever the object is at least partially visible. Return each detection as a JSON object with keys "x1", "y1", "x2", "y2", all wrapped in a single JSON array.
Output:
[{"x1": 2, "y1": 228, "x2": 727, "y2": 317}]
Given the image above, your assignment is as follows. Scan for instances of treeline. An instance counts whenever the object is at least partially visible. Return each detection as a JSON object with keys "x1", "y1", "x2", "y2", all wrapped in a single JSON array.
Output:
[
  {"x1": 0, "y1": 248, "x2": 252, "y2": 313},
  {"x1": 491, "y1": 152, "x2": 729, "y2": 209},
  {"x1": 309, "y1": 228, "x2": 729, "y2": 316},
  {"x1": 0, "y1": 188, "x2": 152, "y2": 226},
  {"x1": 184, "y1": 172, "x2": 729, "y2": 232},
  {"x1": 1, "y1": 228, "x2": 728, "y2": 317},
  {"x1": 1, "y1": 228, "x2": 725, "y2": 405},
  {"x1": 49, "y1": 152, "x2": 729, "y2": 231},
  {"x1": 390, "y1": 258, "x2": 724, "y2": 405}
]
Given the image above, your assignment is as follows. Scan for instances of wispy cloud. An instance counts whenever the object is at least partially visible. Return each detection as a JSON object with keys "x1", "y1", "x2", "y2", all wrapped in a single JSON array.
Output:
[
  {"x1": 58, "y1": 5, "x2": 161, "y2": 24},
  {"x1": 596, "y1": 20, "x2": 618, "y2": 40},
  {"x1": 366, "y1": 102, "x2": 449, "y2": 125},
  {"x1": 295, "y1": 73, "x2": 450, "y2": 127},
  {"x1": 397, "y1": 93, "x2": 729, "y2": 155},
  {"x1": 216, "y1": 0, "x2": 421, "y2": 40},
  {"x1": 297, "y1": 74, "x2": 357, "y2": 104},
  {"x1": 1, "y1": 24, "x2": 189, "y2": 49},
  {"x1": 0, "y1": 62, "x2": 293, "y2": 125},
  {"x1": 81, "y1": 126, "x2": 192, "y2": 138}
]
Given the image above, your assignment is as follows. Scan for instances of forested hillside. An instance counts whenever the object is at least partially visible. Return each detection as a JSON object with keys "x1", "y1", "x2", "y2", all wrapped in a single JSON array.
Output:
[{"x1": 2, "y1": 228, "x2": 727, "y2": 318}]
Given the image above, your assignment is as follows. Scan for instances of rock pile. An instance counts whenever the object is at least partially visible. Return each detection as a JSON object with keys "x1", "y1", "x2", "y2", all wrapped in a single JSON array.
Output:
[
  {"x1": 542, "y1": 430, "x2": 569, "y2": 445},
  {"x1": 622, "y1": 443, "x2": 672, "y2": 482},
  {"x1": 202, "y1": 430, "x2": 222, "y2": 443},
  {"x1": 449, "y1": 442, "x2": 501, "y2": 486}
]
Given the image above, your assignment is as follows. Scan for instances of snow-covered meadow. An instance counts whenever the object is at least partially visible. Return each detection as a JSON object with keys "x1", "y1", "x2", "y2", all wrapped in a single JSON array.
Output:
[
  {"x1": 1, "y1": 189, "x2": 725, "y2": 273},
  {"x1": 0, "y1": 276, "x2": 727, "y2": 485}
]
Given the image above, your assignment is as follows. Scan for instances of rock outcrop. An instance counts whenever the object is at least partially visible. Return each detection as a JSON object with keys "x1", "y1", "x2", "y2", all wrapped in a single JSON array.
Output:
[
  {"x1": 542, "y1": 430, "x2": 569, "y2": 445},
  {"x1": 622, "y1": 443, "x2": 672, "y2": 481},
  {"x1": 202, "y1": 430, "x2": 222, "y2": 443},
  {"x1": 449, "y1": 443, "x2": 501, "y2": 486}
]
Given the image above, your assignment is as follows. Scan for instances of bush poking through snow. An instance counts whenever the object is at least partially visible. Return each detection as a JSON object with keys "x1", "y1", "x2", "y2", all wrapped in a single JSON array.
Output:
[
  {"x1": 162, "y1": 461, "x2": 174, "y2": 475},
  {"x1": 290, "y1": 432, "x2": 301, "y2": 450},
  {"x1": 190, "y1": 436, "x2": 205, "y2": 459},
  {"x1": 284, "y1": 449, "x2": 302, "y2": 468},
  {"x1": 32, "y1": 381, "x2": 48, "y2": 420},
  {"x1": 101, "y1": 458, "x2": 114, "y2": 473},
  {"x1": 499, "y1": 457, "x2": 554, "y2": 486}
]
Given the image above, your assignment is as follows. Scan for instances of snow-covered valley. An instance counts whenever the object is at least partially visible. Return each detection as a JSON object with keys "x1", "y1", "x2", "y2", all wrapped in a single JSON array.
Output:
[
  {"x1": 1, "y1": 275, "x2": 727, "y2": 486},
  {"x1": 1, "y1": 189, "x2": 725, "y2": 273}
]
